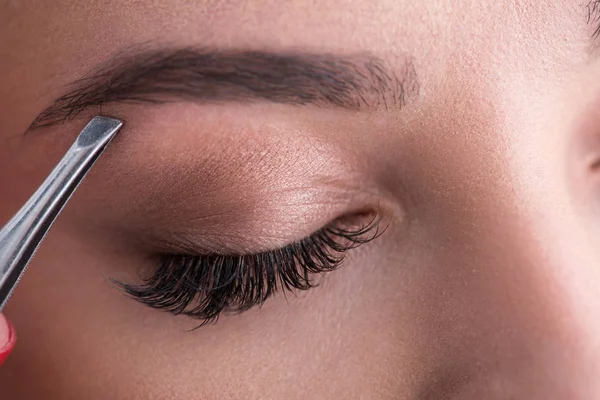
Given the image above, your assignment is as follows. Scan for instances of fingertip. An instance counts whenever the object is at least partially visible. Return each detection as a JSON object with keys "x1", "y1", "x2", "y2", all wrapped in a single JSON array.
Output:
[{"x1": 0, "y1": 314, "x2": 16, "y2": 366}]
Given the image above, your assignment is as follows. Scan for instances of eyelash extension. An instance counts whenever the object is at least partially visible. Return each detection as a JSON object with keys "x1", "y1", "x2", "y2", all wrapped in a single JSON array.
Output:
[{"x1": 117, "y1": 217, "x2": 383, "y2": 325}]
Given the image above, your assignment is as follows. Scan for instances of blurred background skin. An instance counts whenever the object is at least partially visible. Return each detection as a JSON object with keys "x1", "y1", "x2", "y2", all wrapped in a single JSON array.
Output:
[{"x1": 2, "y1": 1, "x2": 600, "y2": 399}]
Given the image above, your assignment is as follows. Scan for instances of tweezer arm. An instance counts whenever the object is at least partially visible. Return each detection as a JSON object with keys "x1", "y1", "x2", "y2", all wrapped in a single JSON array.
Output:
[{"x1": 0, "y1": 116, "x2": 123, "y2": 311}]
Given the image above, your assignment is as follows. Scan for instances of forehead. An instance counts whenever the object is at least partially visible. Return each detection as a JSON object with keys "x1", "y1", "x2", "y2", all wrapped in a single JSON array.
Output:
[
  {"x1": 0, "y1": 0, "x2": 595, "y2": 132},
  {"x1": 1, "y1": 1, "x2": 591, "y2": 62}
]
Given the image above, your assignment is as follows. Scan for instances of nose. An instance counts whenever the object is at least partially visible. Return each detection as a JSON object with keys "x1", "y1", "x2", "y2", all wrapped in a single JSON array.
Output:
[{"x1": 400, "y1": 106, "x2": 600, "y2": 399}]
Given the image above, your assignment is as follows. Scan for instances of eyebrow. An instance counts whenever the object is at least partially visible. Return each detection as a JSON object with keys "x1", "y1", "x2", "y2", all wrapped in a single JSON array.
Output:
[
  {"x1": 586, "y1": 0, "x2": 600, "y2": 48},
  {"x1": 588, "y1": 1, "x2": 600, "y2": 37},
  {"x1": 29, "y1": 47, "x2": 419, "y2": 129}
]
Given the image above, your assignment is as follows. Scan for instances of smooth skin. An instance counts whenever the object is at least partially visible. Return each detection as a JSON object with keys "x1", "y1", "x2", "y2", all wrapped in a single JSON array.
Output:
[{"x1": 2, "y1": 1, "x2": 600, "y2": 399}]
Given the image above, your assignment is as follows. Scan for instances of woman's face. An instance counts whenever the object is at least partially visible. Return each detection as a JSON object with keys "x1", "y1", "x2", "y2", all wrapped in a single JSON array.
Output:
[{"x1": 2, "y1": 1, "x2": 600, "y2": 398}]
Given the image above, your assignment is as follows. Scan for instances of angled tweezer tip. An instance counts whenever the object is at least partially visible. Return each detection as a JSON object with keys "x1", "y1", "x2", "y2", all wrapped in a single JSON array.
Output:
[{"x1": 0, "y1": 116, "x2": 123, "y2": 310}]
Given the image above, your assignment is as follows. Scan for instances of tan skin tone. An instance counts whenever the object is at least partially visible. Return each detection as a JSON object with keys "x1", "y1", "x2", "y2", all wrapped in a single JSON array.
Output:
[{"x1": 2, "y1": 0, "x2": 600, "y2": 398}]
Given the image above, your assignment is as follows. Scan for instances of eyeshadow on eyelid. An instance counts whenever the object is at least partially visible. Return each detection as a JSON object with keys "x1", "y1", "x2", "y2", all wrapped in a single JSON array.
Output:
[{"x1": 54, "y1": 101, "x2": 392, "y2": 258}]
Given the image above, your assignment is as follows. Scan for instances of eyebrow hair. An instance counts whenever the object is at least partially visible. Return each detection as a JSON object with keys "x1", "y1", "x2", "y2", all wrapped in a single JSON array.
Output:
[
  {"x1": 29, "y1": 47, "x2": 419, "y2": 129},
  {"x1": 584, "y1": 0, "x2": 600, "y2": 52},
  {"x1": 587, "y1": 1, "x2": 600, "y2": 38}
]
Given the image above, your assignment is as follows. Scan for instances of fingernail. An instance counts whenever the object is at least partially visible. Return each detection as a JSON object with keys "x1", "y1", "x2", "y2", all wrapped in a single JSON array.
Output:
[{"x1": 0, "y1": 314, "x2": 16, "y2": 365}]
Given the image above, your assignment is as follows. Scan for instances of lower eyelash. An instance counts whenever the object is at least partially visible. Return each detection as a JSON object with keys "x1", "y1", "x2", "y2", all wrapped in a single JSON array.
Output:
[{"x1": 115, "y1": 216, "x2": 383, "y2": 326}]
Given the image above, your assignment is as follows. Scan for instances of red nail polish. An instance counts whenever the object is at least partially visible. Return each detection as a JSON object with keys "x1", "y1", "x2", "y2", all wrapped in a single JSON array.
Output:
[{"x1": 0, "y1": 319, "x2": 16, "y2": 366}]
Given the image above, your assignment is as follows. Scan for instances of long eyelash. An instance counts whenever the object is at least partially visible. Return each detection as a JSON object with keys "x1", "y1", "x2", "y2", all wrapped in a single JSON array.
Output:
[{"x1": 115, "y1": 217, "x2": 383, "y2": 325}]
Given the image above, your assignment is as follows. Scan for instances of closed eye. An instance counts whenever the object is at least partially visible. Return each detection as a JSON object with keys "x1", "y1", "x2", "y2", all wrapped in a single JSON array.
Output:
[{"x1": 114, "y1": 215, "x2": 384, "y2": 326}]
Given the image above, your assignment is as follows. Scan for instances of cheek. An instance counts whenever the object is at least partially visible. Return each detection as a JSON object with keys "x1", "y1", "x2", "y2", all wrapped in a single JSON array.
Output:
[{"x1": 0, "y1": 230, "x2": 133, "y2": 397}]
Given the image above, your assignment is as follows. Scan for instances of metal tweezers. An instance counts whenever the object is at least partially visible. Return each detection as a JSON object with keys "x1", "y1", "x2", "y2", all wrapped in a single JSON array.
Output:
[{"x1": 0, "y1": 116, "x2": 123, "y2": 311}]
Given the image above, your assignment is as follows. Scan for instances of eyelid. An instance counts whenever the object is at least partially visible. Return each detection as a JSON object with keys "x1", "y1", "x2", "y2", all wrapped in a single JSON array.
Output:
[{"x1": 135, "y1": 201, "x2": 383, "y2": 257}]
